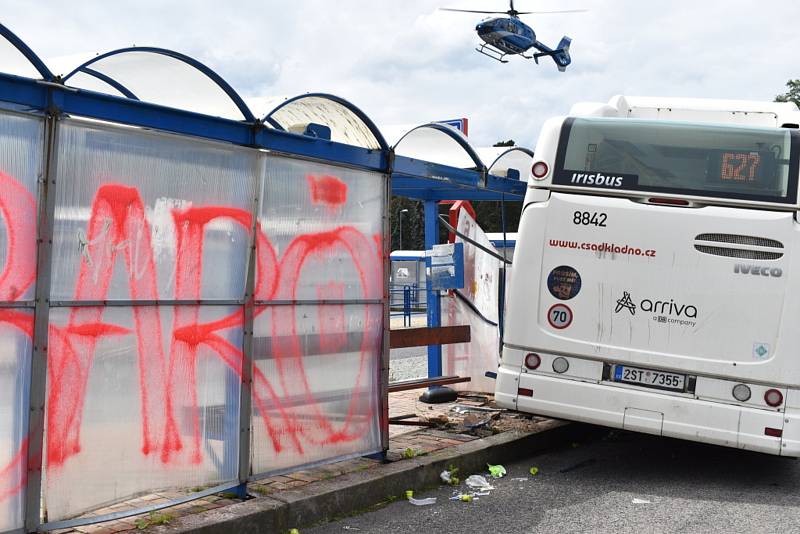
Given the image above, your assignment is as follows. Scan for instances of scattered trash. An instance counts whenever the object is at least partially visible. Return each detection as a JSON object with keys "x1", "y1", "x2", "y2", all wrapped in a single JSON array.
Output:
[
  {"x1": 343, "y1": 527, "x2": 361, "y2": 531},
  {"x1": 474, "y1": 491, "x2": 491, "y2": 496},
  {"x1": 450, "y1": 405, "x2": 503, "y2": 414},
  {"x1": 288, "y1": 530, "x2": 300, "y2": 534},
  {"x1": 559, "y1": 458, "x2": 596, "y2": 473},
  {"x1": 529, "y1": 466, "x2": 540, "y2": 476},
  {"x1": 487, "y1": 464, "x2": 507, "y2": 478},
  {"x1": 459, "y1": 494, "x2": 473, "y2": 502},
  {"x1": 408, "y1": 496, "x2": 437, "y2": 506},
  {"x1": 511, "y1": 477, "x2": 528, "y2": 482},
  {"x1": 403, "y1": 448, "x2": 417, "y2": 459},
  {"x1": 462, "y1": 413, "x2": 493, "y2": 429},
  {"x1": 450, "y1": 494, "x2": 473, "y2": 502},
  {"x1": 465, "y1": 474, "x2": 494, "y2": 490},
  {"x1": 405, "y1": 490, "x2": 414, "y2": 499},
  {"x1": 440, "y1": 468, "x2": 460, "y2": 486},
  {"x1": 632, "y1": 498, "x2": 651, "y2": 504}
]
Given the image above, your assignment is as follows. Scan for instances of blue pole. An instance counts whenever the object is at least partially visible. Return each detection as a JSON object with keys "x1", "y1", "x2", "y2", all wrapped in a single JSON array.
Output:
[{"x1": 424, "y1": 200, "x2": 442, "y2": 378}]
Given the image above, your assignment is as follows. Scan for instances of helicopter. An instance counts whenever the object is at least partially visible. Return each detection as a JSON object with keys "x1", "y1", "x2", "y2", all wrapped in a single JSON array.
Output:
[{"x1": 440, "y1": 1, "x2": 585, "y2": 71}]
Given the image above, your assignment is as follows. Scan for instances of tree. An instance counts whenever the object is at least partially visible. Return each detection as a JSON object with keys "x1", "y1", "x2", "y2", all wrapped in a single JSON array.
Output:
[
  {"x1": 493, "y1": 139, "x2": 516, "y2": 147},
  {"x1": 775, "y1": 79, "x2": 800, "y2": 107}
]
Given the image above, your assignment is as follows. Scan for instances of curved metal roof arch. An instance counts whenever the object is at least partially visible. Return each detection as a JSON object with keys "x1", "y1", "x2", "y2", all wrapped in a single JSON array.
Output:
[
  {"x1": 487, "y1": 146, "x2": 534, "y2": 179},
  {"x1": 63, "y1": 47, "x2": 255, "y2": 122},
  {"x1": 263, "y1": 93, "x2": 388, "y2": 150},
  {"x1": 0, "y1": 23, "x2": 54, "y2": 80},
  {"x1": 393, "y1": 123, "x2": 486, "y2": 171}
]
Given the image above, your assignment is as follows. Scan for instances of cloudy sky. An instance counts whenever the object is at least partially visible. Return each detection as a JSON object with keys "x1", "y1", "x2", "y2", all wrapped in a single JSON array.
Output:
[{"x1": 3, "y1": 0, "x2": 800, "y2": 148}]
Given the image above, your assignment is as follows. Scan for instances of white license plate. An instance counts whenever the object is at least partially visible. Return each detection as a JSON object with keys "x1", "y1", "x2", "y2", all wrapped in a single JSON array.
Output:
[{"x1": 613, "y1": 365, "x2": 686, "y2": 392}]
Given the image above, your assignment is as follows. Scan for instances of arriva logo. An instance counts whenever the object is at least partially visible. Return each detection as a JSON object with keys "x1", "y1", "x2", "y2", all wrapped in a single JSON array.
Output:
[{"x1": 734, "y1": 264, "x2": 783, "y2": 278}]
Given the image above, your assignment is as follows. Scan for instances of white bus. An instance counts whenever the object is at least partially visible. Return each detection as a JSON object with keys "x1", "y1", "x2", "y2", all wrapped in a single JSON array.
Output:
[{"x1": 496, "y1": 96, "x2": 800, "y2": 455}]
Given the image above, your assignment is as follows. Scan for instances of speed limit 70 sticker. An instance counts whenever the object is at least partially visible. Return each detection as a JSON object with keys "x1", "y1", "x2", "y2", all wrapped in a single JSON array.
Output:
[{"x1": 547, "y1": 304, "x2": 573, "y2": 329}]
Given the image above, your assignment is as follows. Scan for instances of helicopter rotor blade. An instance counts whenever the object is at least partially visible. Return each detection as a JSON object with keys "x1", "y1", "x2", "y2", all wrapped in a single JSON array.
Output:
[
  {"x1": 439, "y1": 8, "x2": 510, "y2": 14},
  {"x1": 515, "y1": 9, "x2": 588, "y2": 14}
]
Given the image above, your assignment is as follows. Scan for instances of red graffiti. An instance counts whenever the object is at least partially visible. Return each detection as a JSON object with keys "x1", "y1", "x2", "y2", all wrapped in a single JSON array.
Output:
[
  {"x1": 0, "y1": 169, "x2": 382, "y2": 506},
  {"x1": 306, "y1": 174, "x2": 348, "y2": 208}
]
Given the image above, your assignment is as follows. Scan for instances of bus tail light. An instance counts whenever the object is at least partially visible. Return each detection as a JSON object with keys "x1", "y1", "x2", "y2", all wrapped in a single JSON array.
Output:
[
  {"x1": 732, "y1": 384, "x2": 751, "y2": 402},
  {"x1": 647, "y1": 197, "x2": 690, "y2": 206},
  {"x1": 764, "y1": 389, "x2": 783, "y2": 407},
  {"x1": 518, "y1": 387, "x2": 534, "y2": 397},
  {"x1": 531, "y1": 161, "x2": 549, "y2": 179},
  {"x1": 524, "y1": 353, "x2": 541, "y2": 370},
  {"x1": 765, "y1": 427, "x2": 783, "y2": 438}
]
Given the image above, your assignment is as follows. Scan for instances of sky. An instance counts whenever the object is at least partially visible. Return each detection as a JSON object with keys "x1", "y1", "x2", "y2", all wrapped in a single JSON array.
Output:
[{"x1": 3, "y1": 0, "x2": 800, "y2": 148}]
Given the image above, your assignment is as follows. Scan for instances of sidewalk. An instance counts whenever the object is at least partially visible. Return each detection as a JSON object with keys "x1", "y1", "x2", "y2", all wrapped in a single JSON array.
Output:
[{"x1": 51, "y1": 391, "x2": 573, "y2": 534}]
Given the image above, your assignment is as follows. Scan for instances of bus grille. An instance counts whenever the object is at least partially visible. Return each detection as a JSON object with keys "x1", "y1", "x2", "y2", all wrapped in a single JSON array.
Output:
[
  {"x1": 693, "y1": 233, "x2": 784, "y2": 260},
  {"x1": 693, "y1": 245, "x2": 783, "y2": 260},
  {"x1": 695, "y1": 233, "x2": 783, "y2": 248}
]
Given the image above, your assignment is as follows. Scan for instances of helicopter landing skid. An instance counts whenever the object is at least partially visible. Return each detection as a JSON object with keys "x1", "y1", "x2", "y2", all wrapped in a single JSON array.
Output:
[{"x1": 475, "y1": 43, "x2": 508, "y2": 63}]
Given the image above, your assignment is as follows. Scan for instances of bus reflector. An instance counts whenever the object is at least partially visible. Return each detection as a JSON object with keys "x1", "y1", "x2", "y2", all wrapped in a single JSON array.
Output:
[
  {"x1": 764, "y1": 389, "x2": 784, "y2": 407},
  {"x1": 765, "y1": 427, "x2": 783, "y2": 438},
  {"x1": 647, "y1": 197, "x2": 690, "y2": 206},
  {"x1": 518, "y1": 387, "x2": 534, "y2": 397}
]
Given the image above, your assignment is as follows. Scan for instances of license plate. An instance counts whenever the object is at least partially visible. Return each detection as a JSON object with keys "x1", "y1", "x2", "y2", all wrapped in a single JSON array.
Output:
[{"x1": 613, "y1": 365, "x2": 686, "y2": 392}]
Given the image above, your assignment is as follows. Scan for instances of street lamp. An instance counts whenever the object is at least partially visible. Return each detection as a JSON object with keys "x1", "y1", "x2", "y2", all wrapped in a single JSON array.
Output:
[{"x1": 398, "y1": 208, "x2": 409, "y2": 250}]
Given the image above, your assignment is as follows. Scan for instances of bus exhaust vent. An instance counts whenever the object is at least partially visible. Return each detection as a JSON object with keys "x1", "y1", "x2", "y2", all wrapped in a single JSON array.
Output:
[
  {"x1": 695, "y1": 233, "x2": 783, "y2": 248},
  {"x1": 694, "y1": 234, "x2": 784, "y2": 260}
]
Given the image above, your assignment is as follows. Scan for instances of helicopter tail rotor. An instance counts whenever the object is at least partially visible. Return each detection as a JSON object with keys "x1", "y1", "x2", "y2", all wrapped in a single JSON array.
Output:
[{"x1": 553, "y1": 36, "x2": 572, "y2": 72}]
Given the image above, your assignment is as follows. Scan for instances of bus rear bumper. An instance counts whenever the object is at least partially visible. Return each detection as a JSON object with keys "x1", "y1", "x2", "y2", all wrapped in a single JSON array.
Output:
[{"x1": 496, "y1": 366, "x2": 797, "y2": 456}]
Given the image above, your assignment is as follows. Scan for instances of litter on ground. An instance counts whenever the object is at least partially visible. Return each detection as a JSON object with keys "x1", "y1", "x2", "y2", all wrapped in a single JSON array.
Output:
[
  {"x1": 465, "y1": 474, "x2": 494, "y2": 490},
  {"x1": 408, "y1": 497, "x2": 437, "y2": 506},
  {"x1": 487, "y1": 464, "x2": 507, "y2": 478}
]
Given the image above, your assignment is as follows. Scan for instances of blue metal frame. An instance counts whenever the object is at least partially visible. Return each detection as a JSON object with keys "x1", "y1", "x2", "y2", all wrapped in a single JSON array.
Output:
[
  {"x1": 264, "y1": 92, "x2": 390, "y2": 151},
  {"x1": 63, "y1": 46, "x2": 257, "y2": 122},
  {"x1": 80, "y1": 67, "x2": 140, "y2": 100},
  {"x1": 424, "y1": 200, "x2": 442, "y2": 378},
  {"x1": 0, "y1": 23, "x2": 54, "y2": 81},
  {"x1": 487, "y1": 146, "x2": 534, "y2": 173}
]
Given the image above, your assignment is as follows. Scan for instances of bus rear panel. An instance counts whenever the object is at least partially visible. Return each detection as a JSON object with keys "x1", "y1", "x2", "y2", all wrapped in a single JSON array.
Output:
[{"x1": 498, "y1": 112, "x2": 800, "y2": 456}]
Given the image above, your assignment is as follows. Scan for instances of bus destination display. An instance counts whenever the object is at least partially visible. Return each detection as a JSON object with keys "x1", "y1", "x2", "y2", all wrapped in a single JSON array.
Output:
[{"x1": 707, "y1": 149, "x2": 777, "y2": 189}]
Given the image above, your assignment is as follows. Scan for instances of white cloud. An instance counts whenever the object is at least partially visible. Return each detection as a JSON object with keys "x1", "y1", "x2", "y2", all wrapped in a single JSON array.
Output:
[{"x1": 3, "y1": 0, "x2": 799, "y2": 147}]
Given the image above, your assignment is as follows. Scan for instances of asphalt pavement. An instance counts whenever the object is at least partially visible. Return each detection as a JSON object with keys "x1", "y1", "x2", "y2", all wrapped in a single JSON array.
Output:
[{"x1": 306, "y1": 426, "x2": 800, "y2": 533}]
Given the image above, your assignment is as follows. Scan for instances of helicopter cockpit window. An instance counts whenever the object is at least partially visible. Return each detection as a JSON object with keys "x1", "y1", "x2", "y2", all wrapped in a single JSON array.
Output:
[
  {"x1": 555, "y1": 117, "x2": 800, "y2": 205},
  {"x1": 508, "y1": 21, "x2": 516, "y2": 32}
]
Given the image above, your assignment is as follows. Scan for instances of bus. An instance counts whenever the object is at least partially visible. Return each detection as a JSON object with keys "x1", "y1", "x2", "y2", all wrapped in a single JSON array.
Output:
[{"x1": 496, "y1": 96, "x2": 800, "y2": 455}]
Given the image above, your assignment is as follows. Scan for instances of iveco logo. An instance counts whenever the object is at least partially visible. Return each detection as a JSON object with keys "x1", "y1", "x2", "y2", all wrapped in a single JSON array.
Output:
[{"x1": 734, "y1": 264, "x2": 783, "y2": 277}]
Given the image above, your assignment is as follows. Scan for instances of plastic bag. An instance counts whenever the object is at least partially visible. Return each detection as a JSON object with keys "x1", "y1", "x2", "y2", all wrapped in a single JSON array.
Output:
[
  {"x1": 408, "y1": 497, "x2": 437, "y2": 506},
  {"x1": 487, "y1": 464, "x2": 507, "y2": 478},
  {"x1": 465, "y1": 474, "x2": 494, "y2": 490}
]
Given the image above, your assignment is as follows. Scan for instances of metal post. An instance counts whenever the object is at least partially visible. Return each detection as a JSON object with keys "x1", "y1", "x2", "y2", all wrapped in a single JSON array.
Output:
[
  {"x1": 379, "y1": 169, "x2": 392, "y2": 455},
  {"x1": 25, "y1": 112, "x2": 60, "y2": 530},
  {"x1": 419, "y1": 200, "x2": 455, "y2": 403},
  {"x1": 235, "y1": 156, "x2": 261, "y2": 496},
  {"x1": 398, "y1": 208, "x2": 408, "y2": 250}
]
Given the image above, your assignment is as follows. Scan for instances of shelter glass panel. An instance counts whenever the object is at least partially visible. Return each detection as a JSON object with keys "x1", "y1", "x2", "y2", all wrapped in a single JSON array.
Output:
[
  {"x1": 257, "y1": 156, "x2": 384, "y2": 302},
  {"x1": 0, "y1": 111, "x2": 43, "y2": 302},
  {"x1": 250, "y1": 303, "x2": 382, "y2": 475},
  {"x1": 50, "y1": 120, "x2": 258, "y2": 302},
  {"x1": 42, "y1": 305, "x2": 242, "y2": 522},
  {"x1": 0, "y1": 311, "x2": 33, "y2": 533}
]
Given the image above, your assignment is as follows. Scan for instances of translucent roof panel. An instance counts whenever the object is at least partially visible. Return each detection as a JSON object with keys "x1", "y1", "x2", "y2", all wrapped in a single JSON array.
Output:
[
  {"x1": 393, "y1": 124, "x2": 483, "y2": 170},
  {"x1": 64, "y1": 70, "x2": 129, "y2": 98},
  {"x1": 264, "y1": 94, "x2": 385, "y2": 150},
  {"x1": 63, "y1": 49, "x2": 253, "y2": 121},
  {"x1": 487, "y1": 147, "x2": 534, "y2": 179},
  {"x1": 0, "y1": 24, "x2": 52, "y2": 79}
]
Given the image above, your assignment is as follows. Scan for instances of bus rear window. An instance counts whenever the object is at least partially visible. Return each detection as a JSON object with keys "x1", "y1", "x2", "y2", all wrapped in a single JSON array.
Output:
[{"x1": 554, "y1": 117, "x2": 799, "y2": 205}]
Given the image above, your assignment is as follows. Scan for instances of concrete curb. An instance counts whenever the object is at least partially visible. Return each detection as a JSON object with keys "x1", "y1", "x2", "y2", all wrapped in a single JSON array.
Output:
[{"x1": 155, "y1": 420, "x2": 584, "y2": 534}]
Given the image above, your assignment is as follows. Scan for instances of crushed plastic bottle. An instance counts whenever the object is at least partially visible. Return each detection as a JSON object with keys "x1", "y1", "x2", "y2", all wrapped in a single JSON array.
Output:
[{"x1": 408, "y1": 496, "x2": 437, "y2": 506}]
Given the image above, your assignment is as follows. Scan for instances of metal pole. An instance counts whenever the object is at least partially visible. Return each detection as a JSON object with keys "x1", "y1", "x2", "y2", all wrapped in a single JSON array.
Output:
[
  {"x1": 379, "y1": 170, "x2": 391, "y2": 454},
  {"x1": 25, "y1": 110, "x2": 60, "y2": 530},
  {"x1": 235, "y1": 155, "x2": 261, "y2": 495},
  {"x1": 398, "y1": 208, "x2": 408, "y2": 250},
  {"x1": 419, "y1": 200, "x2": 456, "y2": 404}
]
